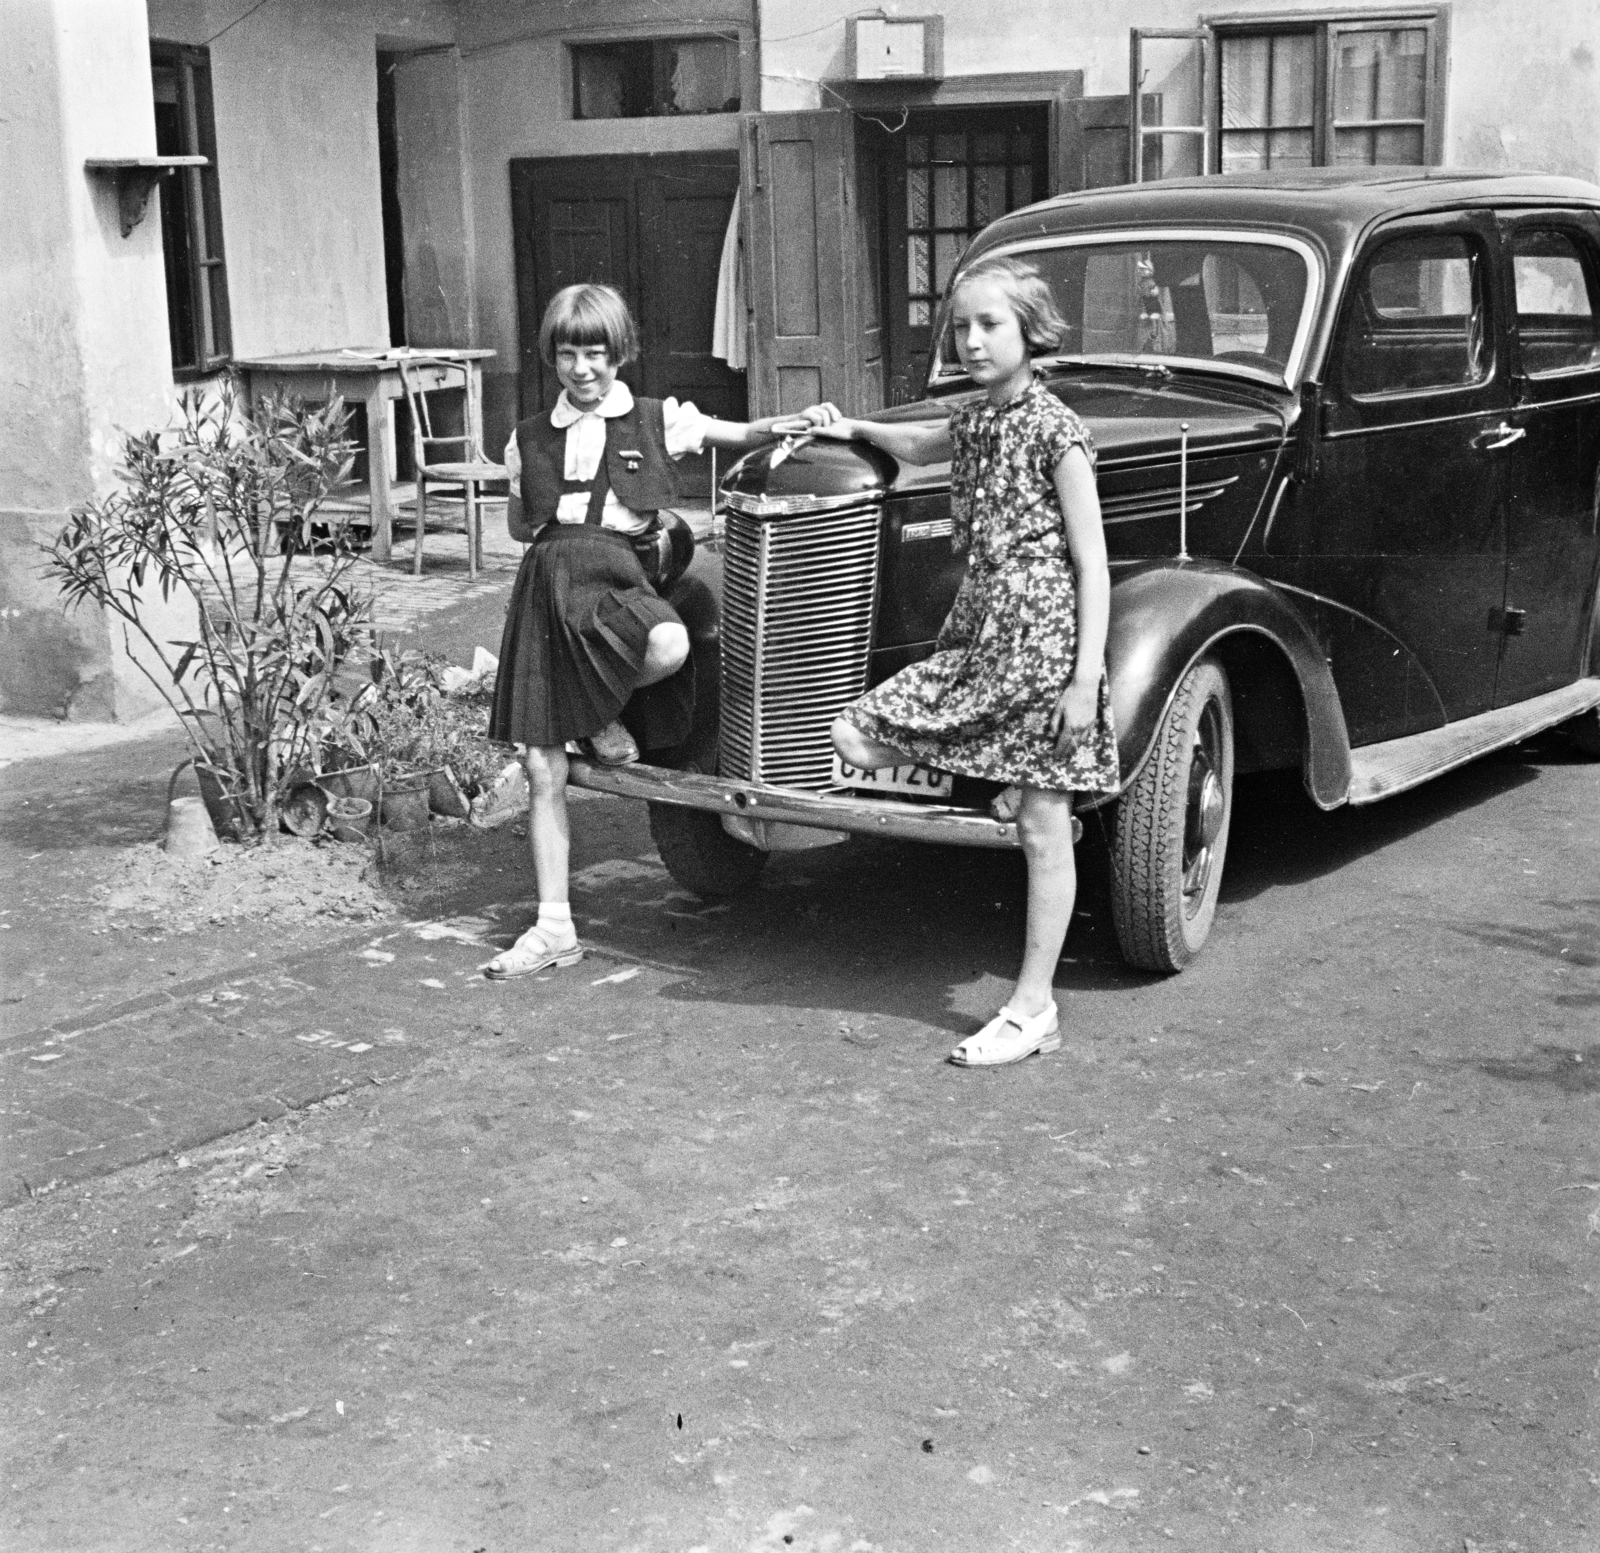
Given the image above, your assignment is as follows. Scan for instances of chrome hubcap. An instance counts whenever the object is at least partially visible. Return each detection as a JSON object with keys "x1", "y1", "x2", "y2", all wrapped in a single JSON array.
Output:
[{"x1": 1181, "y1": 703, "x2": 1227, "y2": 911}]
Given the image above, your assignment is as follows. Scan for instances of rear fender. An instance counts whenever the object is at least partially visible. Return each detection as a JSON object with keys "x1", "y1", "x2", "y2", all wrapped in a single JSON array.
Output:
[{"x1": 1106, "y1": 562, "x2": 1351, "y2": 810}]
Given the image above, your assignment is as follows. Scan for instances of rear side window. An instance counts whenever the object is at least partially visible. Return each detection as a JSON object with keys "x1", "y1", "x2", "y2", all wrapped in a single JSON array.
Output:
[
  {"x1": 1511, "y1": 229, "x2": 1600, "y2": 377},
  {"x1": 1342, "y1": 233, "x2": 1489, "y2": 396}
]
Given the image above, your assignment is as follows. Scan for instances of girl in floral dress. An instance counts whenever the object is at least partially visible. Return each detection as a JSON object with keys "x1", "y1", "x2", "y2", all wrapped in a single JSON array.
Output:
[{"x1": 801, "y1": 256, "x2": 1119, "y2": 1067}]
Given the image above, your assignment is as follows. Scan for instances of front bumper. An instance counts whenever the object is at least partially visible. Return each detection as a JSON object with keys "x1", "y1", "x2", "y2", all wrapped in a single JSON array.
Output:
[{"x1": 566, "y1": 759, "x2": 1084, "y2": 849}]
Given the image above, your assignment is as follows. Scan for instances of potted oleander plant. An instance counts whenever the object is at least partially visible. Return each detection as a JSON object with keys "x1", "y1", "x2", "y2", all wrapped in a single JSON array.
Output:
[{"x1": 47, "y1": 380, "x2": 370, "y2": 841}]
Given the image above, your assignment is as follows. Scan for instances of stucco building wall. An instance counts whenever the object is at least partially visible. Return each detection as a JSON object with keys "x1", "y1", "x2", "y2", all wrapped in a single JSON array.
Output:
[
  {"x1": 1, "y1": 0, "x2": 184, "y2": 719},
  {"x1": 759, "y1": 0, "x2": 1600, "y2": 182}
]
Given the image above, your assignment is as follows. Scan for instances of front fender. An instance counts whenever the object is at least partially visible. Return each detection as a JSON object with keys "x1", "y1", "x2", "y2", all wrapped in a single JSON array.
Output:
[{"x1": 1106, "y1": 561, "x2": 1352, "y2": 809}]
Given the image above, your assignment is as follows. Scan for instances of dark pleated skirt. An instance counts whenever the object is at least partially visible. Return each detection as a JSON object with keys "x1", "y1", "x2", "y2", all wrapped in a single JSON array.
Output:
[{"x1": 489, "y1": 524, "x2": 691, "y2": 750}]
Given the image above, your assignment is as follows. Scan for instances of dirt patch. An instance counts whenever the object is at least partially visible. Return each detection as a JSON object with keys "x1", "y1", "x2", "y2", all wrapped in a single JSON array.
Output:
[{"x1": 98, "y1": 837, "x2": 389, "y2": 934}]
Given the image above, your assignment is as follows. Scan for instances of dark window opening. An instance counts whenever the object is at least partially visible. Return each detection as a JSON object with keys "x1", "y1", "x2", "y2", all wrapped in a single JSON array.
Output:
[
  {"x1": 151, "y1": 42, "x2": 230, "y2": 377},
  {"x1": 377, "y1": 52, "x2": 406, "y2": 346},
  {"x1": 571, "y1": 37, "x2": 740, "y2": 119}
]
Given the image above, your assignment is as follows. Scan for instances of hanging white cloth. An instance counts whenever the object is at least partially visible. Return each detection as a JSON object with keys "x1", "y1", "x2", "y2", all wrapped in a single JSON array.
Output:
[{"x1": 711, "y1": 189, "x2": 748, "y2": 371}]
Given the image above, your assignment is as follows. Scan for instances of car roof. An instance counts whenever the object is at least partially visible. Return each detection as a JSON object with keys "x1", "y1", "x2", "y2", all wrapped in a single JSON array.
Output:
[{"x1": 967, "y1": 168, "x2": 1600, "y2": 261}]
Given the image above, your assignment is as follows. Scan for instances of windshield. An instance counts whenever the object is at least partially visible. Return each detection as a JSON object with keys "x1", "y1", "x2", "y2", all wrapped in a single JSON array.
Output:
[{"x1": 930, "y1": 233, "x2": 1318, "y2": 388}]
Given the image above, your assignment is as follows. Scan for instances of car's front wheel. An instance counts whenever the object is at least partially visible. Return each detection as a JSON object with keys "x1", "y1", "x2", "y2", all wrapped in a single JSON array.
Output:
[
  {"x1": 649, "y1": 803, "x2": 769, "y2": 897},
  {"x1": 1110, "y1": 656, "x2": 1235, "y2": 973}
]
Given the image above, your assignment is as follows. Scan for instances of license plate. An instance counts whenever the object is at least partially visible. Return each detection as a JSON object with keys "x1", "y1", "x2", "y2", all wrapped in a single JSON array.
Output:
[{"x1": 831, "y1": 755, "x2": 953, "y2": 798}]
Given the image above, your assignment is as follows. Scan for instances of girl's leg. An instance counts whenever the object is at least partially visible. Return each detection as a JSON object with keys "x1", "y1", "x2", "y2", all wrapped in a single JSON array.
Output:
[
  {"x1": 486, "y1": 745, "x2": 580, "y2": 978},
  {"x1": 638, "y1": 622, "x2": 690, "y2": 686},
  {"x1": 831, "y1": 716, "x2": 918, "y2": 771},
  {"x1": 1009, "y1": 786, "x2": 1077, "y2": 1019},
  {"x1": 588, "y1": 623, "x2": 689, "y2": 766},
  {"x1": 525, "y1": 744, "x2": 571, "y2": 905}
]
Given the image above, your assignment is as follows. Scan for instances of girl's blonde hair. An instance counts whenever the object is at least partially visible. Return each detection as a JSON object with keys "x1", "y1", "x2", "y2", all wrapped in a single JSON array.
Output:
[
  {"x1": 950, "y1": 256, "x2": 1069, "y2": 355},
  {"x1": 539, "y1": 283, "x2": 639, "y2": 366}
]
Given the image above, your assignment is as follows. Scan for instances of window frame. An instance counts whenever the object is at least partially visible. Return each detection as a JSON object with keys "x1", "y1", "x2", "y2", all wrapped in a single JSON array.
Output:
[
  {"x1": 1325, "y1": 211, "x2": 1508, "y2": 432},
  {"x1": 1202, "y1": 5, "x2": 1449, "y2": 174},
  {"x1": 564, "y1": 28, "x2": 755, "y2": 121},
  {"x1": 150, "y1": 40, "x2": 231, "y2": 379},
  {"x1": 1498, "y1": 211, "x2": 1600, "y2": 387},
  {"x1": 925, "y1": 227, "x2": 1326, "y2": 391}
]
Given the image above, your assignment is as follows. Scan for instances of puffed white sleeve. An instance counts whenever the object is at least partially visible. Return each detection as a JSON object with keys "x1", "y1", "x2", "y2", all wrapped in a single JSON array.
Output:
[
  {"x1": 502, "y1": 431, "x2": 521, "y2": 485},
  {"x1": 661, "y1": 397, "x2": 712, "y2": 460}
]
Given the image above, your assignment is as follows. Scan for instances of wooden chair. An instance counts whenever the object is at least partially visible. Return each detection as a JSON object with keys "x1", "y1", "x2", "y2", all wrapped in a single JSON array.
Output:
[{"x1": 397, "y1": 356, "x2": 507, "y2": 576}]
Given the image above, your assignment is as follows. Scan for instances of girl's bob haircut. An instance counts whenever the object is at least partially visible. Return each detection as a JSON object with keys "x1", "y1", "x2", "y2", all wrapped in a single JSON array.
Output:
[
  {"x1": 539, "y1": 283, "x2": 639, "y2": 367},
  {"x1": 949, "y1": 255, "x2": 1069, "y2": 356}
]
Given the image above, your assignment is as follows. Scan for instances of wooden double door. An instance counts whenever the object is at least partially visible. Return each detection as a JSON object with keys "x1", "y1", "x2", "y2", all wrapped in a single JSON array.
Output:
[{"x1": 510, "y1": 153, "x2": 746, "y2": 462}]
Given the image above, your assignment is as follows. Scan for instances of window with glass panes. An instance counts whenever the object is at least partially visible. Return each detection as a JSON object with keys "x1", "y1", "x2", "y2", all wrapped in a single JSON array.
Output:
[
  {"x1": 1217, "y1": 13, "x2": 1442, "y2": 174},
  {"x1": 151, "y1": 42, "x2": 230, "y2": 376},
  {"x1": 904, "y1": 126, "x2": 1041, "y2": 327}
]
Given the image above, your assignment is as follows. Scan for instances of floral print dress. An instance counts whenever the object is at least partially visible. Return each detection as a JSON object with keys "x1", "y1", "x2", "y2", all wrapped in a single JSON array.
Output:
[{"x1": 839, "y1": 380, "x2": 1120, "y2": 795}]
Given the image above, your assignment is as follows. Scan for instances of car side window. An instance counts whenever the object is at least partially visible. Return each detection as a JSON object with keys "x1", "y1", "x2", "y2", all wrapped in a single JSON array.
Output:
[
  {"x1": 1510, "y1": 228, "x2": 1600, "y2": 377},
  {"x1": 1341, "y1": 233, "x2": 1490, "y2": 397}
]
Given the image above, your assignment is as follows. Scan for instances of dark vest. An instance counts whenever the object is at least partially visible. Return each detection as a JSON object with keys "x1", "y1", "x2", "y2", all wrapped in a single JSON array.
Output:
[{"x1": 515, "y1": 397, "x2": 678, "y2": 525}]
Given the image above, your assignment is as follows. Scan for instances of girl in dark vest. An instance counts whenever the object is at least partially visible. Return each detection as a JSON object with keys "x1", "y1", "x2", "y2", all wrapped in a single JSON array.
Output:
[{"x1": 485, "y1": 283, "x2": 804, "y2": 979}]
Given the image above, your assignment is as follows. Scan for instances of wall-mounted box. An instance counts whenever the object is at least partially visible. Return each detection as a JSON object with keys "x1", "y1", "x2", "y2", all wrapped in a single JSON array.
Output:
[{"x1": 845, "y1": 15, "x2": 944, "y2": 81}]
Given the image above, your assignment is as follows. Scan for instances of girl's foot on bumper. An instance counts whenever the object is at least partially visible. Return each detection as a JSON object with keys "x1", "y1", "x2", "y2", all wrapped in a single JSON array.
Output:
[
  {"x1": 585, "y1": 720, "x2": 639, "y2": 766},
  {"x1": 483, "y1": 924, "x2": 584, "y2": 980},
  {"x1": 948, "y1": 1003, "x2": 1061, "y2": 1067},
  {"x1": 988, "y1": 785, "x2": 1022, "y2": 823}
]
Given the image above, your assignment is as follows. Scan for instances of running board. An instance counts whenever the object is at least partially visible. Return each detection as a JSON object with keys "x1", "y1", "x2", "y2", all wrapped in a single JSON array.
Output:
[{"x1": 1346, "y1": 678, "x2": 1600, "y2": 806}]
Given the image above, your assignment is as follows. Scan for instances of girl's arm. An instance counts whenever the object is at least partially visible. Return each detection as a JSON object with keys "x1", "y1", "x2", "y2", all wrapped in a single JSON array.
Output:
[
  {"x1": 698, "y1": 413, "x2": 820, "y2": 451},
  {"x1": 1050, "y1": 444, "x2": 1111, "y2": 754},
  {"x1": 790, "y1": 402, "x2": 952, "y2": 465}
]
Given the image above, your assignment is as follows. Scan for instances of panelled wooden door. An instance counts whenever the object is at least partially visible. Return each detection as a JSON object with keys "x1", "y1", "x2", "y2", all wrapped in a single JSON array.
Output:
[
  {"x1": 741, "y1": 110, "x2": 882, "y2": 418},
  {"x1": 510, "y1": 154, "x2": 746, "y2": 442}
]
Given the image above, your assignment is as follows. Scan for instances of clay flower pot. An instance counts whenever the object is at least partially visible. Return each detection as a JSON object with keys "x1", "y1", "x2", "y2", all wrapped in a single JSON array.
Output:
[{"x1": 326, "y1": 796, "x2": 373, "y2": 843}]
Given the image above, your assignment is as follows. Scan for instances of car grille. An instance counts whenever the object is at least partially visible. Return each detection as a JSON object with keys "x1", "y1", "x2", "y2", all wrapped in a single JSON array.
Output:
[{"x1": 720, "y1": 503, "x2": 882, "y2": 790}]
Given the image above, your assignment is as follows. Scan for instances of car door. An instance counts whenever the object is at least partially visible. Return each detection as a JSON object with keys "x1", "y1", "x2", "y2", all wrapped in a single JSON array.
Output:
[
  {"x1": 1493, "y1": 209, "x2": 1600, "y2": 706},
  {"x1": 1312, "y1": 211, "x2": 1511, "y2": 741}
]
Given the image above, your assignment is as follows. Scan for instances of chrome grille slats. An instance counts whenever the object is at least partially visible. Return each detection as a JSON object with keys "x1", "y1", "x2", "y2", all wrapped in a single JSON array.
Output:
[{"x1": 720, "y1": 503, "x2": 882, "y2": 789}]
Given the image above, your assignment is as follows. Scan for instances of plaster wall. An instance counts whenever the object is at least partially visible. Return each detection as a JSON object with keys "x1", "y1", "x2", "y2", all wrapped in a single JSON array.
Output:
[
  {"x1": 445, "y1": 0, "x2": 752, "y2": 449},
  {"x1": 759, "y1": 0, "x2": 1600, "y2": 182},
  {"x1": 146, "y1": 0, "x2": 459, "y2": 356},
  {"x1": 0, "y1": 0, "x2": 184, "y2": 719},
  {"x1": 1446, "y1": 0, "x2": 1599, "y2": 182}
]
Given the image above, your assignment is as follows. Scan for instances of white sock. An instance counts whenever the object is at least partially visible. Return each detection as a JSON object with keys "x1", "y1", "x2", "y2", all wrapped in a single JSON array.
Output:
[{"x1": 536, "y1": 902, "x2": 573, "y2": 938}]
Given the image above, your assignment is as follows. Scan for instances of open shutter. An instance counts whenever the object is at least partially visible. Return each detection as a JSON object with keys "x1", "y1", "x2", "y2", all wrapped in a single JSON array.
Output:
[
  {"x1": 1128, "y1": 28, "x2": 1214, "y2": 180},
  {"x1": 1055, "y1": 94, "x2": 1136, "y2": 192},
  {"x1": 742, "y1": 110, "x2": 873, "y2": 417}
]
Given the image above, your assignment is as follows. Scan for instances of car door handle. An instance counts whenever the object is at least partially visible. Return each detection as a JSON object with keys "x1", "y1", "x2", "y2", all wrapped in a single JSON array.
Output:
[{"x1": 1471, "y1": 422, "x2": 1525, "y2": 451}]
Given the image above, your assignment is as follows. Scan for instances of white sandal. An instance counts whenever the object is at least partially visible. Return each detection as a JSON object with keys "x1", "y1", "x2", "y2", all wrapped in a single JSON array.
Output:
[
  {"x1": 483, "y1": 924, "x2": 584, "y2": 980},
  {"x1": 949, "y1": 1003, "x2": 1061, "y2": 1067}
]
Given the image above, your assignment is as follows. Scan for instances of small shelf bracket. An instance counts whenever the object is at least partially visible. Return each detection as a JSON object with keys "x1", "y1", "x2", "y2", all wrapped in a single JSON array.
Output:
[{"x1": 84, "y1": 156, "x2": 208, "y2": 238}]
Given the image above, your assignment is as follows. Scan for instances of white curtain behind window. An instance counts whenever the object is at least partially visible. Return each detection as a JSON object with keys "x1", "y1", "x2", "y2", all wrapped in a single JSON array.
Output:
[{"x1": 712, "y1": 189, "x2": 748, "y2": 370}]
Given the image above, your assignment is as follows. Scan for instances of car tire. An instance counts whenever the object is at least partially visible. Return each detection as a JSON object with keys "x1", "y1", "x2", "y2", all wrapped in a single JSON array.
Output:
[
  {"x1": 1110, "y1": 656, "x2": 1235, "y2": 973},
  {"x1": 649, "y1": 802, "x2": 769, "y2": 898},
  {"x1": 1564, "y1": 706, "x2": 1600, "y2": 758}
]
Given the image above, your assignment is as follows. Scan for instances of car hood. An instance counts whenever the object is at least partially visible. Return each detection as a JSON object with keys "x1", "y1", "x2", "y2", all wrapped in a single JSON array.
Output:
[{"x1": 722, "y1": 372, "x2": 1289, "y2": 505}]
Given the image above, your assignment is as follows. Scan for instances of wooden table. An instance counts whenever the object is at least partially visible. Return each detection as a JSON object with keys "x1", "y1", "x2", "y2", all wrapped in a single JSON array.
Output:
[{"x1": 235, "y1": 347, "x2": 496, "y2": 562}]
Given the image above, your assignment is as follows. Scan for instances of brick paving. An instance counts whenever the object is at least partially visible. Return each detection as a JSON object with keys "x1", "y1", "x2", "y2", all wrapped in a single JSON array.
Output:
[{"x1": 0, "y1": 501, "x2": 718, "y2": 1205}]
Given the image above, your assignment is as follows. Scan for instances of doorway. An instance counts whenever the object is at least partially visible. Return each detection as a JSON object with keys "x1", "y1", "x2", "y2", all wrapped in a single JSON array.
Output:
[
  {"x1": 859, "y1": 105, "x2": 1051, "y2": 402},
  {"x1": 510, "y1": 153, "x2": 746, "y2": 495}
]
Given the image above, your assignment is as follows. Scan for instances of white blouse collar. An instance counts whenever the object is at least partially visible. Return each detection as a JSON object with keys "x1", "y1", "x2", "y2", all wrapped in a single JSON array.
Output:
[{"x1": 551, "y1": 379, "x2": 633, "y2": 428}]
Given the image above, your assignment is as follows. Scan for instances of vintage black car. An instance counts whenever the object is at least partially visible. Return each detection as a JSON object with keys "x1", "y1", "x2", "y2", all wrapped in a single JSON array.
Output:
[{"x1": 571, "y1": 169, "x2": 1600, "y2": 972}]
